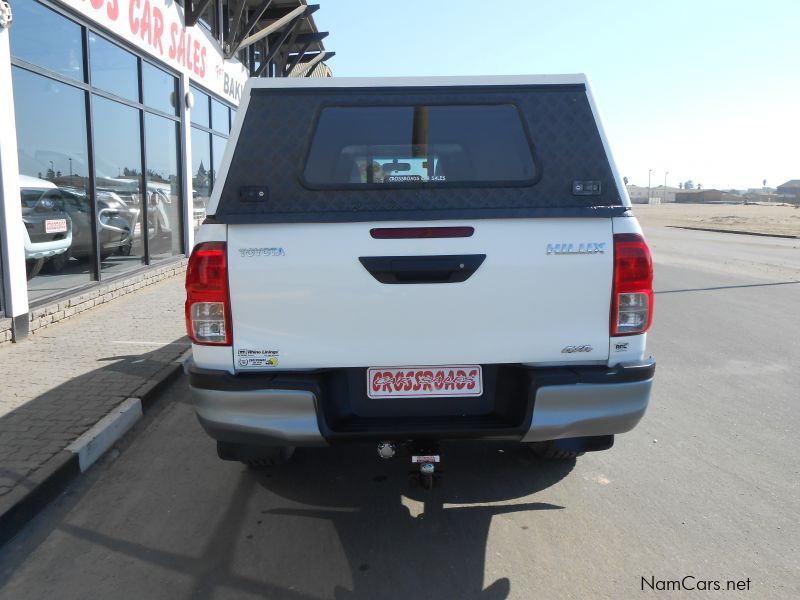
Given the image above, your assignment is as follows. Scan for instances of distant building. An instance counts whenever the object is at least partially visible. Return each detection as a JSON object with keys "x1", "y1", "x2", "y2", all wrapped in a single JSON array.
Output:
[
  {"x1": 626, "y1": 185, "x2": 650, "y2": 203},
  {"x1": 674, "y1": 189, "x2": 742, "y2": 203},
  {"x1": 626, "y1": 184, "x2": 679, "y2": 203},
  {"x1": 741, "y1": 191, "x2": 778, "y2": 203},
  {"x1": 777, "y1": 180, "x2": 800, "y2": 205}
]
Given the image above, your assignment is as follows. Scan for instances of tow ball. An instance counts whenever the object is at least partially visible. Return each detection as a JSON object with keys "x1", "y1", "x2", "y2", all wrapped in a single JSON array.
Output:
[
  {"x1": 411, "y1": 453, "x2": 441, "y2": 489},
  {"x1": 376, "y1": 441, "x2": 442, "y2": 489}
]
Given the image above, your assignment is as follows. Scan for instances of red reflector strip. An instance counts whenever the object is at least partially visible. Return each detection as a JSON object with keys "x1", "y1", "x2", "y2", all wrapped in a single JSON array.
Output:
[{"x1": 370, "y1": 226, "x2": 474, "y2": 239}]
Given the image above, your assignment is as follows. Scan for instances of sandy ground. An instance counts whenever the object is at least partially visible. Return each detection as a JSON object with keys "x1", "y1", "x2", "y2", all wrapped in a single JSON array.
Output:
[{"x1": 632, "y1": 202, "x2": 800, "y2": 237}]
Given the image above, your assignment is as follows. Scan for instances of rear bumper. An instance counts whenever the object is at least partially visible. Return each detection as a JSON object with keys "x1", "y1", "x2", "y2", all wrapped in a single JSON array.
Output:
[
  {"x1": 23, "y1": 230, "x2": 72, "y2": 260},
  {"x1": 192, "y1": 387, "x2": 327, "y2": 446},
  {"x1": 189, "y1": 359, "x2": 655, "y2": 446},
  {"x1": 520, "y1": 376, "x2": 652, "y2": 442}
]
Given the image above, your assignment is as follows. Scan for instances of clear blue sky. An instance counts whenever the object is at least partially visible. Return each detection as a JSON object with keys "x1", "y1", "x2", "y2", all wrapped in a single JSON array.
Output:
[{"x1": 315, "y1": 0, "x2": 800, "y2": 190}]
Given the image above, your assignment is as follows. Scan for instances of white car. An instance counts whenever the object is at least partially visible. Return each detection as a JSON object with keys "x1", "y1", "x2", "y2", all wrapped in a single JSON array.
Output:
[
  {"x1": 186, "y1": 75, "x2": 656, "y2": 485},
  {"x1": 19, "y1": 175, "x2": 73, "y2": 276}
]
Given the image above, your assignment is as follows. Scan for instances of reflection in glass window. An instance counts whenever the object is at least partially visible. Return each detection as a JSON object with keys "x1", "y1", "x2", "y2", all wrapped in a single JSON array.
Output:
[
  {"x1": 191, "y1": 129, "x2": 211, "y2": 233},
  {"x1": 93, "y1": 95, "x2": 144, "y2": 275},
  {"x1": 211, "y1": 99, "x2": 229, "y2": 133},
  {"x1": 9, "y1": 1, "x2": 84, "y2": 81},
  {"x1": 145, "y1": 114, "x2": 182, "y2": 261},
  {"x1": 190, "y1": 87, "x2": 210, "y2": 127},
  {"x1": 90, "y1": 33, "x2": 139, "y2": 102},
  {"x1": 212, "y1": 134, "x2": 228, "y2": 189},
  {"x1": 12, "y1": 67, "x2": 91, "y2": 299},
  {"x1": 197, "y1": 2, "x2": 217, "y2": 35},
  {"x1": 143, "y1": 62, "x2": 178, "y2": 115}
]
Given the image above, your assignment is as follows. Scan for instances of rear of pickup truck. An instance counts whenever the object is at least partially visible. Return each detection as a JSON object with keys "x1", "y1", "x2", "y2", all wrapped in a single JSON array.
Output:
[{"x1": 186, "y1": 75, "x2": 655, "y2": 469}]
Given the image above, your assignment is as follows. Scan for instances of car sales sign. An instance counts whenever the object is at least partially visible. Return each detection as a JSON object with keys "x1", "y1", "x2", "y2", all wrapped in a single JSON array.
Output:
[{"x1": 59, "y1": 0, "x2": 247, "y2": 103}]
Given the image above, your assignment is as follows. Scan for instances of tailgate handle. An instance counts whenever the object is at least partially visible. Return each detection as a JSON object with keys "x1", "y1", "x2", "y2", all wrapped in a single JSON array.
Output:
[{"x1": 358, "y1": 254, "x2": 486, "y2": 284}]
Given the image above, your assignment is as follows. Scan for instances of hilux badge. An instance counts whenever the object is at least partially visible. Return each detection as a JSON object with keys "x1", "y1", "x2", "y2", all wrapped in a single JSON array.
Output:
[{"x1": 547, "y1": 242, "x2": 605, "y2": 255}]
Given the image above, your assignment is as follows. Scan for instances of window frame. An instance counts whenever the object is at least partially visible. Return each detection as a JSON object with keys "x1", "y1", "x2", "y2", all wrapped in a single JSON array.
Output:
[
  {"x1": 9, "y1": 0, "x2": 185, "y2": 301},
  {"x1": 189, "y1": 84, "x2": 235, "y2": 191}
]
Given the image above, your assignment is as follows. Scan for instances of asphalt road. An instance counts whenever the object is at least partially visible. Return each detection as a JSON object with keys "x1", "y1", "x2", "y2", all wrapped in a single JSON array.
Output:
[{"x1": 1, "y1": 226, "x2": 798, "y2": 599}]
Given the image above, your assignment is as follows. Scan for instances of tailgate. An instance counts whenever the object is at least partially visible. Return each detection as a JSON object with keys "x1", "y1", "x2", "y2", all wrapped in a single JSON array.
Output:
[{"x1": 228, "y1": 218, "x2": 612, "y2": 370}]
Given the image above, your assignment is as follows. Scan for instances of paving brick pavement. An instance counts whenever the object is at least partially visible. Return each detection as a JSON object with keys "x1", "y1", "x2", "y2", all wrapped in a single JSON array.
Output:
[{"x1": 0, "y1": 274, "x2": 189, "y2": 502}]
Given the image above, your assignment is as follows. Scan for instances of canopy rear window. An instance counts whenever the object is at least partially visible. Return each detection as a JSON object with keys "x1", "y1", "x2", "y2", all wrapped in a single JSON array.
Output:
[{"x1": 302, "y1": 104, "x2": 537, "y2": 188}]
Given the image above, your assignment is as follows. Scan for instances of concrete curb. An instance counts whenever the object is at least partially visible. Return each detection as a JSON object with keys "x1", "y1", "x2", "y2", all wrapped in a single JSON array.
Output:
[
  {"x1": 666, "y1": 225, "x2": 799, "y2": 239},
  {"x1": 0, "y1": 356, "x2": 187, "y2": 547}
]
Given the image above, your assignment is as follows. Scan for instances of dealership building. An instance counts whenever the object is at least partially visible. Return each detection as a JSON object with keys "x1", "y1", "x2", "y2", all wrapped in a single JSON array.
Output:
[{"x1": 0, "y1": 0, "x2": 333, "y2": 342}]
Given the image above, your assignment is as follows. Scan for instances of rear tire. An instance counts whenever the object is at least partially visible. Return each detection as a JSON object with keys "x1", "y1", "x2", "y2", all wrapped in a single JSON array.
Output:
[
  {"x1": 527, "y1": 441, "x2": 584, "y2": 460},
  {"x1": 242, "y1": 446, "x2": 295, "y2": 469},
  {"x1": 46, "y1": 250, "x2": 70, "y2": 273},
  {"x1": 216, "y1": 441, "x2": 296, "y2": 468},
  {"x1": 26, "y1": 258, "x2": 44, "y2": 280}
]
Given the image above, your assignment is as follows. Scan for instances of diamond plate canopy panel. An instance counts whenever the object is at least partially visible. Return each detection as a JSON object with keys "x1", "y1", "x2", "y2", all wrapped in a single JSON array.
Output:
[{"x1": 215, "y1": 84, "x2": 624, "y2": 223}]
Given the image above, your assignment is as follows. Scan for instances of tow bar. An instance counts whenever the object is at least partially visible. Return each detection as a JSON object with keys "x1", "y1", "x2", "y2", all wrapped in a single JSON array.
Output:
[{"x1": 377, "y1": 441, "x2": 442, "y2": 489}]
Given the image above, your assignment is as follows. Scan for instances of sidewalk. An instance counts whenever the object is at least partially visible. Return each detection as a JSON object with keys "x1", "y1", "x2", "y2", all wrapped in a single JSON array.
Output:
[{"x1": 0, "y1": 274, "x2": 190, "y2": 543}]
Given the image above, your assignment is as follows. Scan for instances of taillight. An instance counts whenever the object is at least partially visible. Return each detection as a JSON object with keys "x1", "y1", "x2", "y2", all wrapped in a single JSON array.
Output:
[
  {"x1": 611, "y1": 233, "x2": 654, "y2": 336},
  {"x1": 185, "y1": 242, "x2": 231, "y2": 345}
]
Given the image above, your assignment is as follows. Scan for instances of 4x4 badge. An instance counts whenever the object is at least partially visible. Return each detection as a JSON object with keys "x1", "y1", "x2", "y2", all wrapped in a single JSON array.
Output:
[{"x1": 562, "y1": 345, "x2": 593, "y2": 353}]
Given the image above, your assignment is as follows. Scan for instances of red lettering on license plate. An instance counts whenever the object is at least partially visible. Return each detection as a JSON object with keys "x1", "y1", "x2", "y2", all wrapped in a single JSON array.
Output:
[
  {"x1": 367, "y1": 365, "x2": 483, "y2": 399},
  {"x1": 45, "y1": 219, "x2": 67, "y2": 233}
]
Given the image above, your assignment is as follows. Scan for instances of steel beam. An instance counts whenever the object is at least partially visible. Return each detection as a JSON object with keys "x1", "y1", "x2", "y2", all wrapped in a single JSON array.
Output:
[
  {"x1": 230, "y1": 0, "x2": 247, "y2": 38},
  {"x1": 293, "y1": 32, "x2": 329, "y2": 45},
  {"x1": 235, "y1": 3, "x2": 306, "y2": 58},
  {"x1": 283, "y1": 41, "x2": 312, "y2": 76},
  {"x1": 254, "y1": 15, "x2": 304, "y2": 77},
  {"x1": 296, "y1": 51, "x2": 333, "y2": 77},
  {"x1": 260, "y1": 4, "x2": 318, "y2": 21},
  {"x1": 225, "y1": 0, "x2": 275, "y2": 58},
  {"x1": 184, "y1": 0, "x2": 214, "y2": 28}
]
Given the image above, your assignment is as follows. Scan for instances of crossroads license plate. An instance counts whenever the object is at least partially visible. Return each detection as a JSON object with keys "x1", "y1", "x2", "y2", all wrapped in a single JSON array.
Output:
[
  {"x1": 45, "y1": 219, "x2": 67, "y2": 233},
  {"x1": 367, "y1": 365, "x2": 483, "y2": 399}
]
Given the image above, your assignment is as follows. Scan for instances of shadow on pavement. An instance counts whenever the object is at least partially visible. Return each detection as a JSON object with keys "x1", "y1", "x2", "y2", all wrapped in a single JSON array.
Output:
[
  {"x1": 256, "y1": 443, "x2": 574, "y2": 600},
  {"x1": 0, "y1": 336, "x2": 188, "y2": 542},
  {"x1": 18, "y1": 440, "x2": 573, "y2": 600}
]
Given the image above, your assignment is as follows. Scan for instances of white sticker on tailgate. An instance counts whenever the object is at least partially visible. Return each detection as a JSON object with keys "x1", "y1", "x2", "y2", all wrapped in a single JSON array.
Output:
[
  {"x1": 45, "y1": 219, "x2": 67, "y2": 233},
  {"x1": 367, "y1": 365, "x2": 483, "y2": 399},
  {"x1": 236, "y1": 348, "x2": 280, "y2": 368}
]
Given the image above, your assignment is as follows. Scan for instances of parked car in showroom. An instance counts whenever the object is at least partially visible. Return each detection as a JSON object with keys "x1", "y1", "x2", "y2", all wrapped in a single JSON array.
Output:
[
  {"x1": 146, "y1": 182, "x2": 174, "y2": 237},
  {"x1": 60, "y1": 186, "x2": 137, "y2": 260},
  {"x1": 19, "y1": 175, "x2": 72, "y2": 278}
]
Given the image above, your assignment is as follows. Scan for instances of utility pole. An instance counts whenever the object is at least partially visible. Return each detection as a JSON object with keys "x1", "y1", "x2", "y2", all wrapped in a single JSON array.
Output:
[
  {"x1": 648, "y1": 169, "x2": 653, "y2": 204},
  {"x1": 664, "y1": 171, "x2": 669, "y2": 203}
]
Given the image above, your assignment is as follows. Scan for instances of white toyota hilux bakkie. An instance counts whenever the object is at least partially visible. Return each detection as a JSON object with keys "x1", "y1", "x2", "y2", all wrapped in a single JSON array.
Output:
[{"x1": 186, "y1": 75, "x2": 655, "y2": 486}]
